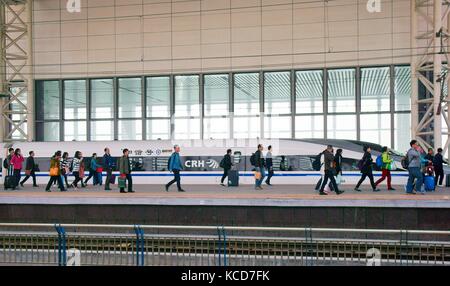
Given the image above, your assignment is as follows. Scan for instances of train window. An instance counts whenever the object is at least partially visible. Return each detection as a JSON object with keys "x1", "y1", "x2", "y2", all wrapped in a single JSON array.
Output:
[{"x1": 233, "y1": 151, "x2": 242, "y2": 164}]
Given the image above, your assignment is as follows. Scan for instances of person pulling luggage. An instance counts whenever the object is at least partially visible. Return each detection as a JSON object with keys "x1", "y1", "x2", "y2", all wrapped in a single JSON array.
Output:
[{"x1": 219, "y1": 149, "x2": 233, "y2": 187}]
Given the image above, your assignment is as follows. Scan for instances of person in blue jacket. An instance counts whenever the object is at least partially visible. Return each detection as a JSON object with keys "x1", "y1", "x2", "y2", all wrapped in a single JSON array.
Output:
[
  {"x1": 84, "y1": 153, "x2": 100, "y2": 186},
  {"x1": 165, "y1": 145, "x2": 186, "y2": 192}
]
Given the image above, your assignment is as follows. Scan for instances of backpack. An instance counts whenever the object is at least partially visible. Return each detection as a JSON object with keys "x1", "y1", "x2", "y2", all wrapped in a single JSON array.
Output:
[
  {"x1": 250, "y1": 153, "x2": 257, "y2": 166},
  {"x1": 219, "y1": 157, "x2": 225, "y2": 168},
  {"x1": 357, "y1": 159, "x2": 365, "y2": 171},
  {"x1": 376, "y1": 155, "x2": 383, "y2": 168},
  {"x1": 3, "y1": 158, "x2": 8, "y2": 169},
  {"x1": 312, "y1": 152, "x2": 323, "y2": 171},
  {"x1": 401, "y1": 156, "x2": 409, "y2": 169}
]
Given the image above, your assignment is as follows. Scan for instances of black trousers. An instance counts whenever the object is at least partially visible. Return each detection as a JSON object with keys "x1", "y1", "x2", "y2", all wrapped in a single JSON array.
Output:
[
  {"x1": 221, "y1": 168, "x2": 230, "y2": 183},
  {"x1": 319, "y1": 169, "x2": 339, "y2": 192},
  {"x1": 21, "y1": 171, "x2": 37, "y2": 186},
  {"x1": 355, "y1": 171, "x2": 376, "y2": 190},
  {"x1": 46, "y1": 176, "x2": 64, "y2": 191},
  {"x1": 166, "y1": 170, "x2": 182, "y2": 190},
  {"x1": 72, "y1": 172, "x2": 82, "y2": 187},
  {"x1": 266, "y1": 167, "x2": 274, "y2": 184},
  {"x1": 105, "y1": 168, "x2": 112, "y2": 189},
  {"x1": 119, "y1": 174, "x2": 133, "y2": 192},
  {"x1": 435, "y1": 168, "x2": 444, "y2": 186},
  {"x1": 13, "y1": 169, "x2": 21, "y2": 188},
  {"x1": 84, "y1": 170, "x2": 96, "y2": 185}
]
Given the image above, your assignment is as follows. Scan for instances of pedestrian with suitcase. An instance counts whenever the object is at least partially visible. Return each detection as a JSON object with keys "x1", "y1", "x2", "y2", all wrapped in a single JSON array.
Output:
[
  {"x1": 251, "y1": 144, "x2": 266, "y2": 190},
  {"x1": 20, "y1": 151, "x2": 39, "y2": 187},
  {"x1": 219, "y1": 149, "x2": 233, "y2": 187},
  {"x1": 118, "y1": 148, "x2": 134, "y2": 193},
  {"x1": 10, "y1": 148, "x2": 24, "y2": 190}
]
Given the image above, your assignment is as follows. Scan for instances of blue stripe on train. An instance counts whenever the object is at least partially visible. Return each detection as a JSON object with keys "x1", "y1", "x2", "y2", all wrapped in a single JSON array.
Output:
[{"x1": 0, "y1": 172, "x2": 410, "y2": 177}]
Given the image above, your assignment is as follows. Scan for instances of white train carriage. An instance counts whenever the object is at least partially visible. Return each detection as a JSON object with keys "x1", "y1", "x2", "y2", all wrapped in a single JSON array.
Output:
[{"x1": 2, "y1": 139, "x2": 410, "y2": 185}]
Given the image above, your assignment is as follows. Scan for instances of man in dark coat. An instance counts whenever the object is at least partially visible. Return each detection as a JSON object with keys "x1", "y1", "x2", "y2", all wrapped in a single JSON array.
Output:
[
  {"x1": 354, "y1": 146, "x2": 380, "y2": 192},
  {"x1": 220, "y1": 149, "x2": 233, "y2": 186}
]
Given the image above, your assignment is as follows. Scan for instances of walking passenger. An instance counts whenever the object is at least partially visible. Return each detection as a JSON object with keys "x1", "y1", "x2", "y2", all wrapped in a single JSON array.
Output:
[
  {"x1": 3, "y1": 148, "x2": 14, "y2": 170},
  {"x1": 84, "y1": 153, "x2": 99, "y2": 186},
  {"x1": 433, "y1": 148, "x2": 444, "y2": 187},
  {"x1": 219, "y1": 149, "x2": 233, "y2": 186},
  {"x1": 45, "y1": 151, "x2": 66, "y2": 192},
  {"x1": 165, "y1": 145, "x2": 185, "y2": 192},
  {"x1": 334, "y1": 149, "x2": 344, "y2": 185},
  {"x1": 20, "y1": 151, "x2": 38, "y2": 187},
  {"x1": 374, "y1": 147, "x2": 395, "y2": 191},
  {"x1": 10, "y1": 148, "x2": 24, "y2": 190},
  {"x1": 119, "y1": 148, "x2": 134, "y2": 193},
  {"x1": 253, "y1": 144, "x2": 266, "y2": 190},
  {"x1": 405, "y1": 140, "x2": 426, "y2": 195},
  {"x1": 70, "y1": 151, "x2": 84, "y2": 189},
  {"x1": 103, "y1": 147, "x2": 113, "y2": 191},
  {"x1": 265, "y1": 145, "x2": 274, "y2": 186},
  {"x1": 318, "y1": 145, "x2": 343, "y2": 195},
  {"x1": 354, "y1": 146, "x2": 380, "y2": 192},
  {"x1": 61, "y1": 152, "x2": 71, "y2": 189}
]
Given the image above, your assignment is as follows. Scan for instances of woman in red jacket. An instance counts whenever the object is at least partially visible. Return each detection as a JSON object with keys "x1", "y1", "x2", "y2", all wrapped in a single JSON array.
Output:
[{"x1": 10, "y1": 148, "x2": 24, "y2": 190}]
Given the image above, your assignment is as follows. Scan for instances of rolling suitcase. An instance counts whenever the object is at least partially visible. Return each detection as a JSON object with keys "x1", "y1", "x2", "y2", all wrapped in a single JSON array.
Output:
[
  {"x1": 424, "y1": 175, "x2": 435, "y2": 191},
  {"x1": 228, "y1": 169, "x2": 239, "y2": 187},
  {"x1": 4, "y1": 166, "x2": 14, "y2": 190}
]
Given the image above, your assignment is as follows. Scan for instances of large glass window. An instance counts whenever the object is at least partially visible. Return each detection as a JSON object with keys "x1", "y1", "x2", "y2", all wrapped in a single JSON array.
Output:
[
  {"x1": 264, "y1": 116, "x2": 291, "y2": 138},
  {"x1": 295, "y1": 115, "x2": 324, "y2": 138},
  {"x1": 394, "y1": 113, "x2": 411, "y2": 152},
  {"x1": 64, "y1": 80, "x2": 87, "y2": 119},
  {"x1": 204, "y1": 74, "x2": 229, "y2": 116},
  {"x1": 118, "y1": 120, "x2": 142, "y2": 140},
  {"x1": 91, "y1": 121, "x2": 114, "y2": 141},
  {"x1": 360, "y1": 114, "x2": 391, "y2": 147},
  {"x1": 45, "y1": 122, "x2": 60, "y2": 141},
  {"x1": 174, "y1": 118, "x2": 201, "y2": 139},
  {"x1": 38, "y1": 81, "x2": 60, "y2": 120},
  {"x1": 204, "y1": 117, "x2": 229, "y2": 139},
  {"x1": 328, "y1": 69, "x2": 355, "y2": 113},
  {"x1": 118, "y1": 78, "x2": 142, "y2": 118},
  {"x1": 234, "y1": 117, "x2": 260, "y2": 139},
  {"x1": 146, "y1": 76, "x2": 170, "y2": 117},
  {"x1": 91, "y1": 79, "x2": 114, "y2": 119},
  {"x1": 146, "y1": 119, "x2": 170, "y2": 140},
  {"x1": 64, "y1": 121, "x2": 87, "y2": 141},
  {"x1": 395, "y1": 66, "x2": 411, "y2": 111},
  {"x1": 234, "y1": 73, "x2": 259, "y2": 115},
  {"x1": 175, "y1": 75, "x2": 200, "y2": 117},
  {"x1": 327, "y1": 114, "x2": 357, "y2": 139},
  {"x1": 296, "y1": 70, "x2": 323, "y2": 114},
  {"x1": 361, "y1": 67, "x2": 390, "y2": 112},
  {"x1": 264, "y1": 72, "x2": 290, "y2": 115}
]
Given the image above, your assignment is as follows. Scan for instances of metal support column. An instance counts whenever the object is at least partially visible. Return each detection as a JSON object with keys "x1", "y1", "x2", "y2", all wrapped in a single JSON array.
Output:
[
  {"x1": 0, "y1": 0, "x2": 32, "y2": 142},
  {"x1": 411, "y1": 0, "x2": 450, "y2": 155}
]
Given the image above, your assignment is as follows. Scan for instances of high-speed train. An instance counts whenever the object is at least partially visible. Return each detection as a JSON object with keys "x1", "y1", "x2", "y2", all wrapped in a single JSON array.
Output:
[{"x1": 1, "y1": 139, "x2": 414, "y2": 185}]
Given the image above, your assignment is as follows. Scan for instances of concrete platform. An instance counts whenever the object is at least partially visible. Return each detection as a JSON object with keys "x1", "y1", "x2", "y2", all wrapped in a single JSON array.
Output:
[{"x1": 1, "y1": 184, "x2": 450, "y2": 208}]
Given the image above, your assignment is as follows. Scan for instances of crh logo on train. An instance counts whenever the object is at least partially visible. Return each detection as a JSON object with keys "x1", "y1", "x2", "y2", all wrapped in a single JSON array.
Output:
[{"x1": 184, "y1": 159, "x2": 219, "y2": 169}]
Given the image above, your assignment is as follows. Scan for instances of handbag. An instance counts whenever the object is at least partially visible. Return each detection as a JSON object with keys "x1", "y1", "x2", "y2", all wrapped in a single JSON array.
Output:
[
  {"x1": 96, "y1": 167, "x2": 103, "y2": 173},
  {"x1": 118, "y1": 177, "x2": 126, "y2": 188},
  {"x1": 49, "y1": 166, "x2": 59, "y2": 177},
  {"x1": 254, "y1": 171, "x2": 262, "y2": 180}
]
